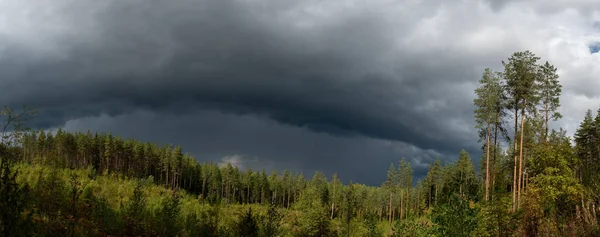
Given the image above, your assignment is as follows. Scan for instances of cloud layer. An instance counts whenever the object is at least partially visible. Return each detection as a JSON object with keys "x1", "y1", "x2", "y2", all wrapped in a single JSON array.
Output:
[{"x1": 1, "y1": 0, "x2": 599, "y2": 184}]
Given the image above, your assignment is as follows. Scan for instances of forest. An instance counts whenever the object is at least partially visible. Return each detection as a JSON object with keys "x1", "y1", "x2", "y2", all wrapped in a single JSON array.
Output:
[{"x1": 0, "y1": 50, "x2": 599, "y2": 236}]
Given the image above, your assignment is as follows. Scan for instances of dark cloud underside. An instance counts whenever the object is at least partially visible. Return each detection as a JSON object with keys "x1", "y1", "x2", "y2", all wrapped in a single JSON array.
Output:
[{"x1": 2, "y1": 0, "x2": 598, "y2": 183}]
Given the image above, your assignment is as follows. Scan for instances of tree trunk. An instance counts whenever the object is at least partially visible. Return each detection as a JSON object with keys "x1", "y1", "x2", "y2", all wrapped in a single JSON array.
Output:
[
  {"x1": 389, "y1": 190, "x2": 392, "y2": 223},
  {"x1": 492, "y1": 120, "x2": 499, "y2": 201},
  {"x1": 512, "y1": 105, "x2": 519, "y2": 212},
  {"x1": 435, "y1": 183, "x2": 438, "y2": 206},
  {"x1": 524, "y1": 150, "x2": 528, "y2": 193},
  {"x1": 429, "y1": 186, "x2": 432, "y2": 207},
  {"x1": 331, "y1": 182, "x2": 336, "y2": 219},
  {"x1": 399, "y1": 189, "x2": 402, "y2": 220},
  {"x1": 281, "y1": 190, "x2": 285, "y2": 207},
  {"x1": 485, "y1": 113, "x2": 491, "y2": 201},
  {"x1": 202, "y1": 178, "x2": 206, "y2": 198},
  {"x1": 406, "y1": 187, "x2": 410, "y2": 218},
  {"x1": 592, "y1": 202, "x2": 597, "y2": 223},
  {"x1": 518, "y1": 100, "x2": 526, "y2": 209},
  {"x1": 247, "y1": 179, "x2": 250, "y2": 204},
  {"x1": 400, "y1": 189, "x2": 403, "y2": 220},
  {"x1": 545, "y1": 95, "x2": 549, "y2": 142}
]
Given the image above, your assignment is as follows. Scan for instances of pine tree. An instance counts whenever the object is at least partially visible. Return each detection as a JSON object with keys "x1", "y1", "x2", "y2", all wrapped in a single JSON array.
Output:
[
  {"x1": 37, "y1": 130, "x2": 46, "y2": 162},
  {"x1": 502, "y1": 50, "x2": 541, "y2": 211},
  {"x1": 103, "y1": 134, "x2": 114, "y2": 173},
  {"x1": 403, "y1": 162, "x2": 413, "y2": 218},
  {"x1": 330, "y1": 173, "x2": 341, "y2": 219},
  {"x1": 474, "y1": 68, "x2": 502, "y2": 201},
  {"x1": 424, "y1": 159, "x2": 443, "y2": 207},
  {"x1": 384, "y1": 163, "x2": 397, "y2": 223},
  {"x1": 446, "y1": 150, "x2": 478, "y2": 201},
  {"x1": 538, "y1": 61, "x2": 562, "y2": 142}
]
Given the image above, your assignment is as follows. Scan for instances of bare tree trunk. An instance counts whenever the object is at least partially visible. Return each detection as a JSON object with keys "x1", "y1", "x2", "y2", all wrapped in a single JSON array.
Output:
[
  {"x1": 524, "y1": 150, "x2": 528, "y2": 193},
  {"x1": 492, "y1": 120, "x2": 499, "y2": 201},
  {"x1": 512, "y1": 105, "x2": 519, "y2": 212},
  {"x1": 518, "y1": 100, "x2": 526, "y2": 209},
  {"x1": 545, "y1": 96, "x2": 549, "y2": 142},
  {"x1": 486, "y1": 113, "x2": 491, "y2": 201}
]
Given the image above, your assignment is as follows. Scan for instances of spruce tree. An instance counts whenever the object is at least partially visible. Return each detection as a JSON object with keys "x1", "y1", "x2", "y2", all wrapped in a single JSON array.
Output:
[{"x1": 574, "y1": 110, "x2": 597, "y2": 187}]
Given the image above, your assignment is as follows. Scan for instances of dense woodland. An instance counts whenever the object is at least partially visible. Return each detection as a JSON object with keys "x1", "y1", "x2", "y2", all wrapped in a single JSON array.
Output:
[{"x1": 0, "y1": 50, "x2": 599, "y2": 236}]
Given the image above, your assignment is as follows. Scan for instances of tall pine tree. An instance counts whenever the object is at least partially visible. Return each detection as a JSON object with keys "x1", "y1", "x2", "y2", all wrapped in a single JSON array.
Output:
[
  {"x1": 502, "y1": 50, "x2": 540, "y2": 210},
  {"x1": 538, "y1": 61, "x2": 562, "y2": 142},
  {"x1": 474, "y1": 68, "x2": 502, "y2": 201}
]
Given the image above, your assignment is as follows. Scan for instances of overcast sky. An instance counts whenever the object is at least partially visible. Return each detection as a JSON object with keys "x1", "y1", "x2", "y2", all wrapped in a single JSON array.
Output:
[{"x1": 1, "y1": 0, "x2": 599, "y2": 185}]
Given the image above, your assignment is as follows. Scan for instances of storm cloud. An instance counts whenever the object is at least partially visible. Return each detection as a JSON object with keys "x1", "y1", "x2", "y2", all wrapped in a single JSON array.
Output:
[{"x1": 1, "y1": 0, "x2": 599, "y2": 184}]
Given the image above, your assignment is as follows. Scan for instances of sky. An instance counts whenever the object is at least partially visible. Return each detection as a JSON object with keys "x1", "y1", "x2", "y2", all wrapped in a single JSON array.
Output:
[{"x1": 1, "y1": 0, "x2": 599, "y2": 185}]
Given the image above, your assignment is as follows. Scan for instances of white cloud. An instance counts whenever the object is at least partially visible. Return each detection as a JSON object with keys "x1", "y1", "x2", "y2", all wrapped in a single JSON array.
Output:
[{"x1": 218, "y1": 155, "x2": 246, "y2": 170}]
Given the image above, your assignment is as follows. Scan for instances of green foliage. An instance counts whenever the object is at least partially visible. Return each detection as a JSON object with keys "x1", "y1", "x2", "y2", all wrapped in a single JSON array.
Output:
[
  {"x1": 472, "y1": 196, "x2": 516, "y2": 237},
  {"x1": 385, "y1": 163, "x2": 397, "y2": 189},
  {"x1": 574, "y1": 109, "x2": 600, "y2": 193},
  {"x1": 124, "y1": 181, "x2": 148, "y2": 235},
  {"x1": 0, "y1": 159, "x2": 32, "y2": 237},
  {"x1": 236, "y1": 208, "x2": 259, "y2": 237},
  {"x1": 502, "y1": 50, "x2": 541, "y2": 113},
  {"x1": 538, "y1": 61, "x2": 562, "y2": 133},
  {"x1": 156, "y1": 192, "x2": 182, "y2": 237},
  {"x1": 294, "y1": 179, "x2": 334, "y2": 237},
  {"x1": 391, "y1": 217, "x2": 431, "y2": 237},
  {"x1": 260, "y1": 204, "x2": 282, "y2": 237},
  {"x1": 529, "y1": 133, "x2": 576, "y2": 178},
  {"x1": 364, "y1": 212, "x2": 383, "y2": 237},
  {"x1": 432, "y1": 195, "x2": 479, "y2": 236},
  {"x1": 439, "y1": 150, "x2": 479, "y2": 204},
  {"x1": 474, "y1": 68, "x2": 503, "y2": 137}
]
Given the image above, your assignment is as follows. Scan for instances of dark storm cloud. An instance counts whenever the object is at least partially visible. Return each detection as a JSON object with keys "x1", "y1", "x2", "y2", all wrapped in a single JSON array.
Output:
[
  {"x1": 13, "y1": 0, "x2": 600, "y2": 182},
  {"x1": 0, "y1": 0, "x2": 483, "y2": 160},
  {"x1": 61, "y1": 109, "x2": 442, "y2": 185}
]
